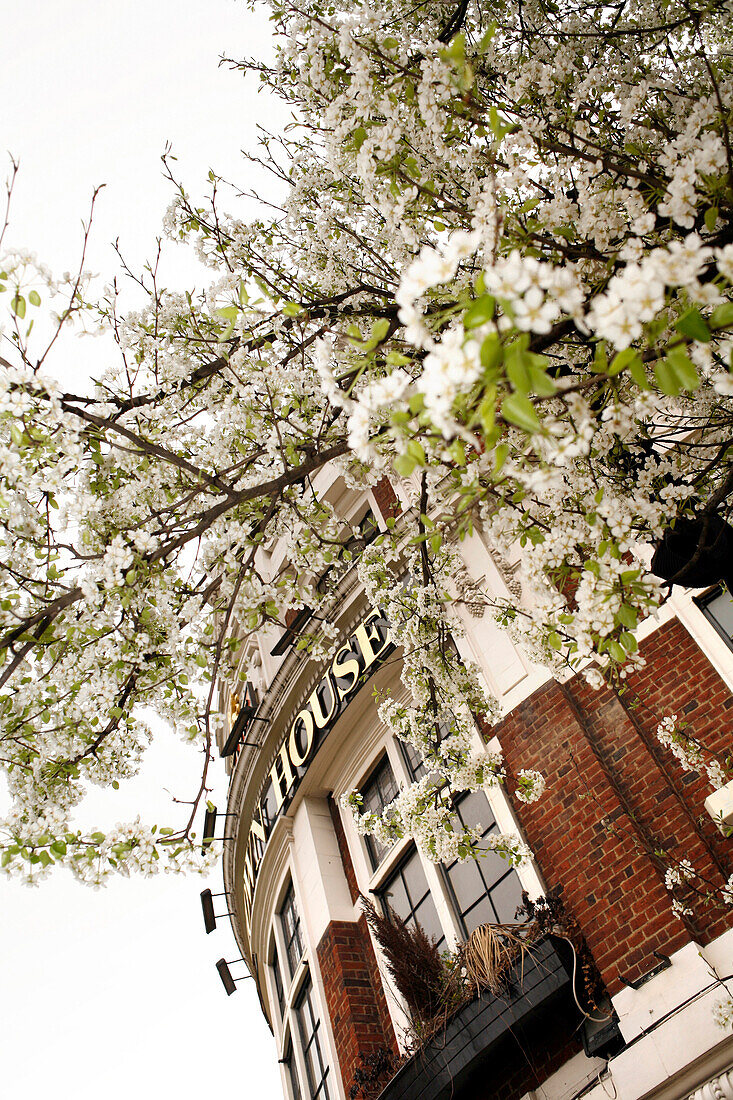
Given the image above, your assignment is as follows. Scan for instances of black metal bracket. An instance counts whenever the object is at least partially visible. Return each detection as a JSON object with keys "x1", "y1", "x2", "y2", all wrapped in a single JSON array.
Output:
[{"x1": 619, "y1": 951, "x2": 672, "y2": 990}]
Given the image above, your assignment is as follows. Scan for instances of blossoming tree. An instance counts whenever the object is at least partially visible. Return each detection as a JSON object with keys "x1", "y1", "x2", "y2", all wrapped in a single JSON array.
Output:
[{"x1": 1, "y1": 0, "x2": 732, "y2": 921}]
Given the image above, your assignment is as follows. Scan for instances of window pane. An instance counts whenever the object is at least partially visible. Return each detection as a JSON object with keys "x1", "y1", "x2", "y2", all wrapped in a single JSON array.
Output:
[
  {"x1": 489, "y1": 872, "x2": 525, "y2": 924},
  {"x1": 273, "y1": 948, "x2": 284, "y2": 1015},
  {"x1": 700, "y1": 587, "x2": 733, "y2": 648},
  {"x1": 401, "y1": 740, "x2": 427, "y2": 781},
  {"x1": 382, "y1": 872, "x2": 410, "y2": 921},
  {"x1": 456, "y1": 790, "x2": 495, "y2": 832},
  {"x1": 296, "y1": 978, "x2": 330, "y2": 1100},
  {"x1": 412, "y1": 895, "x2": 445, "y2": 947},
  {"x1": 476, "y1": 832, "x2": 511, "y2": 882},
  {"x1": 281, "y1": 883, "x2": 304, "y2": 977},
  {"x1": 444, "y1": 792, "x2": 525, "y2": 939},
  {"x1": 284, "y1": 1041, "x2": 302, "y2": 1100},
  {"x1": 378, "y1": 847, "x2": 446, "y2": 950},
  {"x1": 462, "y1": 894, "x2": 498, "y2": 935},
  {"x1": 447, "y1": 858, "x2": 485, "y2": 912},
  {"x1": 400, "y1": 721, "x2": 451, "y2": 782},
  {"x1": 401, "y1": 849, "x2": 430, "y2": 908},
  {"x1": 360, "y1": 756, "x2": 398, "y2": 870}
]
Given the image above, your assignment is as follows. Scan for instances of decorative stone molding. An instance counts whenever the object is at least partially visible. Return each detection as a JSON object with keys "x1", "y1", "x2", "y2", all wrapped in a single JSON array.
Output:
[
  {"x1": 497, "y1": 556, "x2": 523, "y2": 600},
  {"x1": 687, "y1": 1066, "x2": 733, "y2": 1100},
  {"x1": 456, "y1": 570, "x2": 488, "y2": 617}
]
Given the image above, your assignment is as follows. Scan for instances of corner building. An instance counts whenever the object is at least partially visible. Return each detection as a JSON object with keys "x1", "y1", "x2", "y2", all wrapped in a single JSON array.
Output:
[{"x1": 218, "y1": 468, "x2": 733, "y2": 1100}]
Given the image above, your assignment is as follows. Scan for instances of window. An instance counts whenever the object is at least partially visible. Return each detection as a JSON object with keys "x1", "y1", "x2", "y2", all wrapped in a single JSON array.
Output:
[
  {"x1": 400, "y1": 719, "x2": 450, "y2": 782},
  {"x1": 442, "y1": 790, "x2": 525, "y2": 935},
  {"x1": 317, "y1": 509, "x2": 380, "y2": 596},
  {"x1": 283, "y1": 1039, "x2": 302, "y2": 1100},
  {"x1": 281, "y1": 881, "x2": 304, "y2": 978},
  {"x1": 360, "y1": 755, "x2": 399, "y2": 871},
  {"x1": 295, "y1": 976, "x2": 331, "y2": 1100},
  {"x1": 272, "y1": 947, "x2": 285, "y2": 1016},
  {"x1": 377, "y1": 846, "x2": 446, "y2": 952},
  {"x1": 695, "y1": 586, "x2": 733, "y2": 652}
]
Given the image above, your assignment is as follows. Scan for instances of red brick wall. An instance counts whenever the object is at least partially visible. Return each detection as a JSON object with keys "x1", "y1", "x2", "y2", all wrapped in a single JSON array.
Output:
[
  {"x1": 372, "y1": 476, "x2": 400, "y2": 523},
  {"x1": 493, "y1": 617, "x2": 733, "y2": 996},
  {"x1": 316, "y1": 917, "x2": 399, "y2": 1096}
]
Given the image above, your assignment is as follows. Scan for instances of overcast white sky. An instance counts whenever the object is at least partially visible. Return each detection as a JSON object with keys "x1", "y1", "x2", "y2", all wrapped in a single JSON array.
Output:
[{"x1": 1, "y1": 2, "x2": 287, "y2": 1096}]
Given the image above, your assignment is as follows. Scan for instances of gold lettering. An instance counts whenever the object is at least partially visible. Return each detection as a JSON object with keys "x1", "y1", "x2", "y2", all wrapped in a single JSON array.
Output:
[
  {"x1": 242, "y1": 884, "x2": 253, "y2": 934},
  {"x1": 288, "y1": 709, "x2": 315, "y2": 768},
  {"x1": 243, "y1": 842, "x2": 257, "y2": 896},
  {"x1": 249, "y1": 814, "x2": 266, "y2": 845},
  {"x1": 269, "y1": 742, "x2": 295, "y2": 811},
  {"x1": 332, "y1": 643, "x2": 360, "y2": 700},
  {"x1": 353, "y1": 611, "x2": 390, "y2": 672},
  {"x1": 308, "y1": 673, "x2": 338, "y2": 730}
]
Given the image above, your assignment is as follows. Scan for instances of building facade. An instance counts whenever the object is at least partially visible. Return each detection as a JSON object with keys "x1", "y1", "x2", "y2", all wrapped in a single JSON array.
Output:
[{"x1": 214, "y1": 468, "x2": 733, "y2": 1100}]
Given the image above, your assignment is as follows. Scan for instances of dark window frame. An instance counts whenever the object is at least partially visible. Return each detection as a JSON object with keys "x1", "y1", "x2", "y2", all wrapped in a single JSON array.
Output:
[
  {"x1": 375, "y1": 843, "x2": 446, "y2": 953},
  {"x1": 359, "y1": 753, "x2": 399, "y2": 872},
  {"x1": 295, "y1": 974, "x2": 331, "y2": 1100},
  {"x1": 282, "y1": 1037, "x2": 303, "y2": 1100},
  {"x1": 272, "y1": 945, "x2": 285, "y2": 1017},
  {"x1": 280, "y1": 880, "x2": 304, "y2": 979},
  {"x1": 399, "y1": 719, "x2": 451, "y2": 783},
  {"x1": 694, "y1": 585, "x2": 733, "y2": 654},
  {"x1": 439, "y1": 790, "x2": 524, "y2": 938}
]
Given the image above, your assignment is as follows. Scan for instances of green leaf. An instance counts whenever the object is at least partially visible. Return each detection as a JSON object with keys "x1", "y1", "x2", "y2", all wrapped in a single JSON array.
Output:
[
  {"x1": 608, "y1": 347, "x2": 638, "y2": 376},
  {"x1": 11, "y1": 294, "x2": 25, "y2": 319},
  {"x1": 710, "y1": 302, "x2": 733, "y2": 330},
  {"x1": 394, "y1": 453, "x2": 417, "y2": 477},
  {"x1": 478, "y1": 388, "x2": 496, "y2": 434},
  {"x1": 448, "y1": 439, "x2": 466, "y2": 466},
  {"x1": 406, "y1": 439, "x2": 426, "y2": 465},
  {"x1": 666, "y1": 347, "x2": 699, "y2": 391},
  {"x1": 371, "y1": 318, "x2": 390, "y2": 342},
  {"x1": 477, "y1": 21, "x2": 496, "y2": 52},
  {"x1": 608, "y1": 640, "x2": 626, "y2": 663},
  {"x1": 527, "y1": 361, "x2": 557, "y2": 397},
  {"x1": 548, "y1": 631, "x2": 562, "y2": 651},
  {"x1": 628, "y1": 355, "x2": 649, "y2": 389},
  {"x1": 619, "y1": 631, "x2": 638, "y2": 652},
  {"x1": 464, "y1": 295, "x2": 495, "y2": 329},
  {"x1": 654, "y1": 359, "x2": 682, "y2": 396},
  {"x1": 216, "y1": 305, "x2": 238, "y2": 321},
  {"x1": 616, "y1": 604, "x2": 638, "y2": 629},
  {"x1": 501, "y1": 392, "x2": 541, "y2": 433},
  {"x1": 675, "y1": 308, "x2": 710, "y2": 343},
  {"x1": 28, "y1": 289, "x2": 41, "y2": 307},
  {"x1": 705, "y1": 207, "x2": 719, "y2": 232},
  {"x1": 505, "y1": 344, "x2": 531, "y2": 393},
  {"x1": 480, "y1": 333, "x2": 502, "y2": 374},
  {"x1": 494, "y1": 442, "x2": 509, "y2": 473},
  {"x1": 282, "y1": 302, "x2": 302, "y2": 317}
]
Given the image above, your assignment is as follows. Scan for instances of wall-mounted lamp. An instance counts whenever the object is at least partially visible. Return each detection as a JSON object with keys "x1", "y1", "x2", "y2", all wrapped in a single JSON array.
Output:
[
  {"x1": 201, "y1": 806, "x2": 239, "y2": 852},
  {"x1": 200, "y1": 888, "x2": 233, "y2": 934},
  {"x1": 221, "y1": 682, "x2": 263, "y2": 757},
  {"x1": 216, "y1": 958, "x2": 252, "y2": 996}
]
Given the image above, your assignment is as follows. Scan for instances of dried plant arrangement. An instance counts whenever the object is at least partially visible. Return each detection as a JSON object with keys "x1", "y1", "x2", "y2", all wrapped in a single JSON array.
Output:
[
  {"x1": 460, "y1": 922, "x2": 531, "y2": 997},
  {"x1": 361, "y1": 896, "x2": 449, "y2": 1025}
]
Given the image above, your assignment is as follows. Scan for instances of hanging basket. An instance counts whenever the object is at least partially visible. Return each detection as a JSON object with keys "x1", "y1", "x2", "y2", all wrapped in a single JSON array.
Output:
[{"x1": 651, "y1": 514, "x2": 733, "y2": 590}]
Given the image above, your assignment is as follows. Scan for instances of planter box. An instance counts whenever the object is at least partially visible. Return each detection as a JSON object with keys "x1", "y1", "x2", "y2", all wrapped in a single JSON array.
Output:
[{"x1": 377, "y1": 937, "x2": 578, "y2": 1100}]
